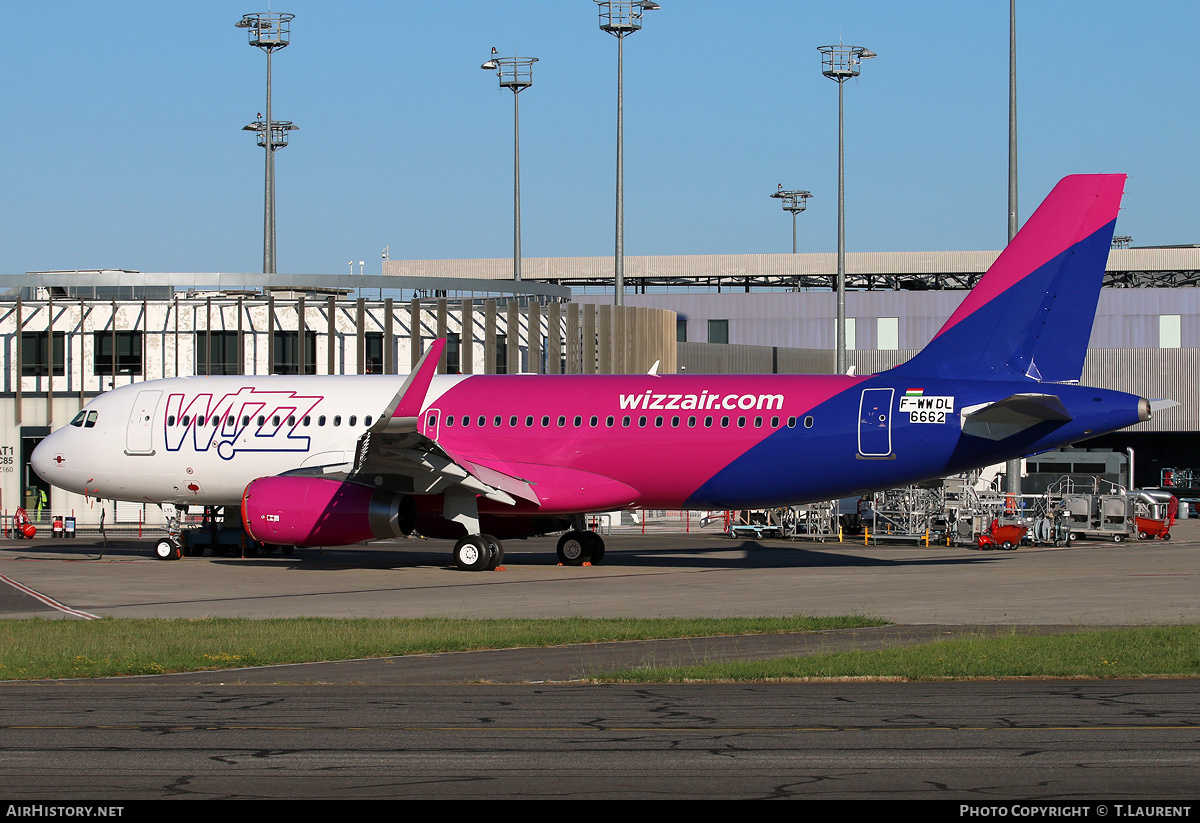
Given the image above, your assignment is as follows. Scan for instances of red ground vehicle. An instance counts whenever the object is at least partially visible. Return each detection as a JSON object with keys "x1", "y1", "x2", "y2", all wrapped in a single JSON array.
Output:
[
  {"x1": 12, "y1": 507, "x2": 36, "y2": 539},
  {"x1": 976, "y1": 520, "x2": 1027, "y2": 550},
  {"x1": 1136, "y1": 516, "x2": 1172, "y2": 541}
]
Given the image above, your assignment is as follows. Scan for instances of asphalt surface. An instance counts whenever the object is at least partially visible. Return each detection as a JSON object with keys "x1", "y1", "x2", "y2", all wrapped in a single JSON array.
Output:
[{"x1": 2, "y1": 523, "x2": 1198, "y2": 800}]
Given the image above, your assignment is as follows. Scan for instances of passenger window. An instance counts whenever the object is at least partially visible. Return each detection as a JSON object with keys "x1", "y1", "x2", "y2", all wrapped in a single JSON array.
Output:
[
  {"x1": 318, "y1": 415, "x2": 326, "y2": 426},
  {"x1": 510, "y1": 416, "x2": 518, "y2": 426},
  {"x1": 462, "y1": 416, "x2": 470, "y2": 427},
  {"x1": 622, "y1": 416, "x2": 631, "y2": 427},
  {"x1": 257, "y1": 416, "x2": 265, "y2": 426},
  {"x1": 804, "y1": 416, "x2": 814, "y2": 429},
  {"x1": 183, "y1": 415, "x2": 191, "y2": 425},
  {"x1": 754, "y1": 417, "x2": 762, "y2": 428},
  {"x1": 574, "y1": 416, "x2": 583, "y2": 427},
  {"x1": 704, "y1": 416, "x2": 713, "y2": 427},
  {"x1": 541, "y1": 416, "x2": 549, "y2": 427},
  {"x1": 771, "y1": 416, "x2": 780, "y2": 427},
  {"x1": 273, "y1": 416, "x2": 281, "y2": 426},
  {"x1": 167, "y1": 415, "x2": 176, "y2": 427},
  {"x1": 349, "y1": 416, "x2": 357, "y2": 426},
  {"x1": 365, "y1": 416, "x2": 373, "y2": 427},
  {"x1": 287, "y1": 416, "x2": 295, "y2": 426},
  {"x1": 638, "y1": 416, "x2": 647, "y2": 427},
  {"x1": 478, "y1": 416, "x2": 485, "y2": 427},
  {"x1": 671, "y1": 416, "x2": 679, "y2": 427},
  {"x1": 243, "y1": 415, "x2": 251, "y2": 426},
  {"x1": 427, "y1": 413, "x2": 437, "y2": 428},
  {"x1": 525, "y1": 416, "x2": 533, "y2": 427},
  {"x1": 495, "y1": 416, "x2": 503, "y2": 427},
  {"x1": 737, "y1": 417, "x2": 746, "y2": 428},
  {"x1": 787, "y1": 416, "x2": 797, "y2": 428},
  {"x1": 606, "y1": 416, "x2": 614, "y2": 427},
  {"x1": 334, "y1": 416, "x2": 341, "y2": 426},
  {"x1": 589, "y1": 416, "x2": 598, "y2": 427},
  {"x1": 557, "y1": 416, "x2": 566, "y2": 427},
  {"x1": 654, "y1": 416, "x2": 663, "y2": 428},
  {"x1": 721, "y1": 417, "x2": 729, "y2": 428}
]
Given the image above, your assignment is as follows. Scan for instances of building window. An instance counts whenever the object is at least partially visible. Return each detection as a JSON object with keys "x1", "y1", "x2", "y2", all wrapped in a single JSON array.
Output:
[
  {"x1": 495, "y1": 333, "x2": 508, "y2": 374},
  {"x1": 196, "y1": 331, "x2": 242, "y2": 375},
  {"x1": 877, "y1": 317, "x2": 898, "y2": 351},
  {"x1": 834, "y1": 318, "x2": 857, "y2": 351},
  {"x1": 22, "y1": 332, "x2": 66, "y2": 376},
  {"x1": 365, "y1": 332, "x2": 384, "y2": 374},
  {"x1": 677, "y1": 318, "x2": 688, "y2": 342},
  {"x1": 1160, "y1": 315, "x2": 1182, "y2": 349},
  {"x1": 708, "y1": 319, "x2": 729, "y2": 344},
  {"x1": 94, "y1": 331, "x2": 144, "y2": 375},
  {"x1": 273, "y1": 331, "x2": 317, "y2": 375},
  {"x1": 446, "y1": 332, "x2": 461, "y2": 373}
]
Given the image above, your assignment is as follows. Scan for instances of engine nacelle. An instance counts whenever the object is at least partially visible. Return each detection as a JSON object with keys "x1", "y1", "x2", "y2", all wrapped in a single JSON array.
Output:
[{"x1": 241, "y1": 476, "x2": 415, "y2": 547}]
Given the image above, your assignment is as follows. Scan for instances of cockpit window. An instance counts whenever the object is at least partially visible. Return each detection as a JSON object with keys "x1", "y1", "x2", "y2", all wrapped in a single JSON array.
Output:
[
  {"x1": 71, "y1": 410, "x2": 98, "y2": 428},
  {"x1": 70, "y1": 411, "x2": 87, "y2": 427},
  {"x1": 85, "y1": 411, "x2": 97, "y2": 428}
]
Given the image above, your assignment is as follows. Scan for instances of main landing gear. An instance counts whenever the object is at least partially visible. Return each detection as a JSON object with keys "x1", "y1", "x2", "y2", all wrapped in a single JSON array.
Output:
[
  {"x1": 556, "y1": 530, "x2": 605, "y2": 566},
  {"x1": 453, "y1": 534, "x2": 504, "y2": 571}
]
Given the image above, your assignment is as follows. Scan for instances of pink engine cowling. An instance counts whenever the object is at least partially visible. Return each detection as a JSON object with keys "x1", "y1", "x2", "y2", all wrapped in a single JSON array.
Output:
[{"x1": 241, "y1": 476, "x2": 415, "y2": 547}]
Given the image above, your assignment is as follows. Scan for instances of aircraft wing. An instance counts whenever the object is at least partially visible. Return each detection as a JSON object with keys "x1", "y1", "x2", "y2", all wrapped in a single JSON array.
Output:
[{"x1": 336, "y1": 340, "x2": 538, "y2": 506}]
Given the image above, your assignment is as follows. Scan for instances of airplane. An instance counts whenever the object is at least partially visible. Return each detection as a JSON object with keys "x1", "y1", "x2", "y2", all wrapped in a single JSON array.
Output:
[{"x1": 32, "y1": 174, "x2": 1167, "y2": 570}]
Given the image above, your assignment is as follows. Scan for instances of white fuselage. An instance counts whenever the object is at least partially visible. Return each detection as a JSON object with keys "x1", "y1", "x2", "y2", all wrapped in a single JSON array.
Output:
[{"x1": 32, "y1": 375, "x2": 458, "y2": 506}]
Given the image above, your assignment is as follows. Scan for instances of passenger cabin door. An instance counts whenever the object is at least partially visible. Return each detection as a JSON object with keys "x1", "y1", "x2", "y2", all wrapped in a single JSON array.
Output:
[
  {"x1": 126, "y1": 390, "x2": 161, "y2": 455},
  {"x1": 857, "y1": 388, "x2": 894, "y2": 459}
]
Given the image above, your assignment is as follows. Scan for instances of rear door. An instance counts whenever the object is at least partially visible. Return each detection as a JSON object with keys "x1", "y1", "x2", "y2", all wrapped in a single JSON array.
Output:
[{"x1": 857, "y1": 388, "x2": 894, "y2": 458}]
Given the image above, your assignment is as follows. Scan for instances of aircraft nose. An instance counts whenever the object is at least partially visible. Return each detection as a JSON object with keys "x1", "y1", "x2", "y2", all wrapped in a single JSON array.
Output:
[{"x1": 30, "y1": 434, "x2": 59, "y2": 485}]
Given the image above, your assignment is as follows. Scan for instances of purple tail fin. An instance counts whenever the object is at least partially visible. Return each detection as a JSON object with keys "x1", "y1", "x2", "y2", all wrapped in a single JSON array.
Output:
[{"x1": 892, "y1": 174, "x2": 1126, "y2": 382}]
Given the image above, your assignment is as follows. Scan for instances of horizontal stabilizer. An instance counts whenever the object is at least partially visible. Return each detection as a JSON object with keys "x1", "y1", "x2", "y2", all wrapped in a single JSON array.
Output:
[{"x1": 960, "y1": 393, "x2": 1072, "y2": 441}]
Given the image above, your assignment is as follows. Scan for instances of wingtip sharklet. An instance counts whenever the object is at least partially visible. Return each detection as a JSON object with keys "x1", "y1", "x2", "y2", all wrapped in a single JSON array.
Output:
[{"x1": 372, "y1": 339, "x2": 446, "y2": 433}]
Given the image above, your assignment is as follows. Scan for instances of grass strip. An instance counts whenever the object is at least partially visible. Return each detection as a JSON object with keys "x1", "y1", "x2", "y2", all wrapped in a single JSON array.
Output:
[
  {"x1": 592, "y1": 625, "x2": 1200, "y2": 682},
  {"x1": 0, "y1": 615, "x2": 884, "y2": 680}
]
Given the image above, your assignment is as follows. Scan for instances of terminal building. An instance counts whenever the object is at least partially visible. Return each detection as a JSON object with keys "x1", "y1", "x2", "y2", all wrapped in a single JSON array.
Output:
[{"x1": 4, "y1": 245, "x2": 1198, "y2": 528}]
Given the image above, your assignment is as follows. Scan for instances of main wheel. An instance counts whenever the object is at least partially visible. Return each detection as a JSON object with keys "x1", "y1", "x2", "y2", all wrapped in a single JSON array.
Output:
[
  {"x1": 556, "y1": 531, "x2": 592, "y2": 566},
  {"x1": 154, "y1": 538, "x2": 181, "y2": 561},
  {"x1": 586, "y1": 532, "x2": 606, "y2": 565},
  {"x1": 454, "y1": 536, "x2": 493, "y2": 571},
  {"x1": 481, "y1": 534, "x2": 504, "y2": 570}
]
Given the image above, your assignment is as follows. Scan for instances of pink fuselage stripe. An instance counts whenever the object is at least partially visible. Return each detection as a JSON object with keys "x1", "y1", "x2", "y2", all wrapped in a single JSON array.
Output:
[
  {"x1": 933, "y1": 174, "x2": 1124, "y2": 340},
  {"x1": 426, "y1": 373, "x2": 867, "y2": 508}
]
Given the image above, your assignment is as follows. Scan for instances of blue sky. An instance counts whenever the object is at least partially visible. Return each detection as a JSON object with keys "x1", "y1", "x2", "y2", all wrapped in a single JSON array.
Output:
[{"x1": 1, "y1": 1, "x2": 1196, "y2": 274}]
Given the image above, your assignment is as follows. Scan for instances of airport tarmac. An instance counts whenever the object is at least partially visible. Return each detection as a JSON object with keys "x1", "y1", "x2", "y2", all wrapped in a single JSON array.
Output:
[
  {"x1": 2, "y1": 521, "x2": 1198, "y2": 626},
  {"x1": 4, "y1": 523, "x2": 1199, "y2": 800}
]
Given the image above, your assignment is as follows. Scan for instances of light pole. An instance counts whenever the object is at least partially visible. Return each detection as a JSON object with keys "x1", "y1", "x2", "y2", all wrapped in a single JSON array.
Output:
[
  {"x1": 595, "y1": 1, "x2": 660, "y2": 307},
  {"x1": 818, "y1": 43, "x2": 874, "y2": 375},
  {"x1": 770, "y1": 185, "x2": 813, "y2": 254},
  {"x1": 236, "y1": 12, "x2": 294, "y2": 275},
  {"x1": 481, "y1": 48, "x2": 538, "y2": 283}
]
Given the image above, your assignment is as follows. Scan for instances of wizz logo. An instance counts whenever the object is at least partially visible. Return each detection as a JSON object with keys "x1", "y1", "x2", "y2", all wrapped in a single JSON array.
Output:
[{"x1": 164, "y1": 388, "x2": 324, "y2": 461}]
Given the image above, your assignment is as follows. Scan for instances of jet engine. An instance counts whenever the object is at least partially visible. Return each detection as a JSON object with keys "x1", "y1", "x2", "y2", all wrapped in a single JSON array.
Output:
[{"x1": 241, "y1": 476, "x2": 415, "y2": 547}]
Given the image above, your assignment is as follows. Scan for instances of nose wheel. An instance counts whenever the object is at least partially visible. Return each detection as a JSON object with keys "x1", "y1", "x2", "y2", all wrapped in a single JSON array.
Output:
[{"x1": 453, "y1": 534, "x2": 504, "y2": 571}]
